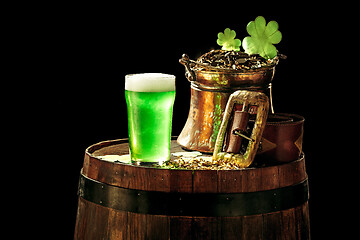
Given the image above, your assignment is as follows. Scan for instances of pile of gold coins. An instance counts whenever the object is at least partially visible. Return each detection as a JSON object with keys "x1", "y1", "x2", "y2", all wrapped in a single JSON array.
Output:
[{"x1": 165, "y1": 152, "x2": 244, "y2": 170}]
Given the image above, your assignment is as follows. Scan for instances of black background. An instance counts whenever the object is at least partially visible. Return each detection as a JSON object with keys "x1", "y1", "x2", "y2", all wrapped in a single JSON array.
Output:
[{"x1": 21, "y1": 2, "x2": 347, "y2": 239}]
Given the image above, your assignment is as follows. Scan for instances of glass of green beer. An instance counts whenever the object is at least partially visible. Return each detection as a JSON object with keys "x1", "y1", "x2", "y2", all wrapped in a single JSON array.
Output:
[{"x1": 125, "y1": 73, "x2": 176, "y2": 166}]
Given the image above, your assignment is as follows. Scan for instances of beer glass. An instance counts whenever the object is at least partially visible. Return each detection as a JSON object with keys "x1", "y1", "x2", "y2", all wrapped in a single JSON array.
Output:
[{"x1": 125, "y1": 73, "x2": 176, "y2": 165}]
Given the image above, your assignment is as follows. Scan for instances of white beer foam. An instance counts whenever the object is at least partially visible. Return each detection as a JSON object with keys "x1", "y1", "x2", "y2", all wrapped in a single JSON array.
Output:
[{"x1": 125, "y1": 73, "x2": 175, "y2": 92}]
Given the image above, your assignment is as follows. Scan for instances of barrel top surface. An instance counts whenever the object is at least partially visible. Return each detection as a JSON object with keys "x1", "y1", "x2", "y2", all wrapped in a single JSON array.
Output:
[{"x1": 82, "y1": 138, "x2": 307, "y2": 193}]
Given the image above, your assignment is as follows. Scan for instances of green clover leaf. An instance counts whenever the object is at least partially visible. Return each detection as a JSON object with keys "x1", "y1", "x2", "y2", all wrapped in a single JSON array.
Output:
[
  {"x1": 217, "y1": 28, "x2": 241, "y2": 51},
  {"x1": 242, "y1": 16, "x2": 282, "y2": 59}
]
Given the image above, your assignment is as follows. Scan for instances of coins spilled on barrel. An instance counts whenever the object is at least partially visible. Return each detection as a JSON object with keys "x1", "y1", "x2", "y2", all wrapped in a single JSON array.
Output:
[{"x1": 163, "y1": 152, "x2": 245, "y2": 170}]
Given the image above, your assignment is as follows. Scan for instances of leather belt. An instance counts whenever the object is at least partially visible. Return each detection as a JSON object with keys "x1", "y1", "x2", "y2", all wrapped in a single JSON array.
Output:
[
  {"x1": 257, "y1": 113, "x2": 304, "y2": 163},
  {"x1": 224, "y1": 112, "x2": 304, "y2": 164}
]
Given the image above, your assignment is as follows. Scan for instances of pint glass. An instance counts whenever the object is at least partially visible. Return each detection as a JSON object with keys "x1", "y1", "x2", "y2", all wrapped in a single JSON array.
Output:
[{"x1": 125, "y1": 73, "x2": 176, "y2": 165}]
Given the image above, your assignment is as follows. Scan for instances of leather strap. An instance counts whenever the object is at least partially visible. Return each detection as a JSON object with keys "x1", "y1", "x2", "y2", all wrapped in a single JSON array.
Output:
[
  {"x1": 258, "y1": 113, "x2": 304, "y2": 163},
  {"x1": 224, "y1": 110, "x2": 250, "y2": 153},
  {"x1": 225, "y1": 112, "x2": 304, "y2": 163}
]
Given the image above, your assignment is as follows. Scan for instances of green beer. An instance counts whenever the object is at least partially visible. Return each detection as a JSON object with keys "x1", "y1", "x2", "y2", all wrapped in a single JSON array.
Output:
[{"x1": 125, "y1": 73, "x2": 176, "y2": 165}]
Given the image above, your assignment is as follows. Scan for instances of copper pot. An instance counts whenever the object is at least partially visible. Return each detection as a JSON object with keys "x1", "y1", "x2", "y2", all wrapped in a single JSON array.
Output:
[{"x1": 178, "y1": 54, "x2": 277, "y2": 153}]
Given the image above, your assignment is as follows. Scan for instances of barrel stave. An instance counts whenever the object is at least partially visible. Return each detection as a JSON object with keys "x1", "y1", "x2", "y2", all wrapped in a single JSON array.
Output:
[{"x1": 75, "y1": 139, "x2": 310, "y2": 239}]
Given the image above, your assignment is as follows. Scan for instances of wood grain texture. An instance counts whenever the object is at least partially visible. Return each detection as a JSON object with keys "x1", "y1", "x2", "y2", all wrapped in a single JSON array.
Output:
[
  {"x1": 75, "y1": 198, "x2": 310, "y2": 240},
  {"x1": 75, "y1": 139, "x2": 310, "y2": 239},
  {"x1": 82, "y1": 139, "x2": 307, "y2": 193}
]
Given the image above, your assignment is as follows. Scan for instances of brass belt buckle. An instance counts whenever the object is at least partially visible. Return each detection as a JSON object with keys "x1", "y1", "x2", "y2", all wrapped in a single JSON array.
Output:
[{"x1": 213, "y1": 90, "x2": 269, "y2": 168}]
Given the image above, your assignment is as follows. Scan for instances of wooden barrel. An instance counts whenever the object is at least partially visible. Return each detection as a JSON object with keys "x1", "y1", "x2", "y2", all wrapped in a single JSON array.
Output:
[{"x1": 74, "y1": 138, "x2": 310, "y2": 239}]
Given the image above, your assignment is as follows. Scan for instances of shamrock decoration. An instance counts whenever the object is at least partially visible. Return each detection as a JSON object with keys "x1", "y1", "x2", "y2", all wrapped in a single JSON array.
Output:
[
  {"x1": 242, "y1": 16, "x2": 282, "y2": 59},
  {"x1": 217, "y1": 28, "x2": 241, "y2": 51}
]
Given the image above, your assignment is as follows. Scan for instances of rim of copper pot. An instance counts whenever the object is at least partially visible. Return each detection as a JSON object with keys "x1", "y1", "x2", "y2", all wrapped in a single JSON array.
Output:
[
  {"x1": 191, "y1": 62, "x2": 277, "y2": 74},
  {"x1": 180, "y1": 53, "x2": 279, "y2": 91},
  {"x1": 190, "y1": 66, "x2": 276, "y2": 91}
]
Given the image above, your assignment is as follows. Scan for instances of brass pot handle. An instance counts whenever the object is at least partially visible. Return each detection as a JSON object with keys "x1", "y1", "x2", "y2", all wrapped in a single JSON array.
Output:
[{"x1": 179, "y1": 54, "x2": 196, "y2": 82}]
